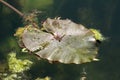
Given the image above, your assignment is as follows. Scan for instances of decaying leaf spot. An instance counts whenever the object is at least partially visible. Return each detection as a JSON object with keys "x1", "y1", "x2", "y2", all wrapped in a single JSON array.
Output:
[{"x1": 16, "y1": 18, "x2": 104, "y2": 64}]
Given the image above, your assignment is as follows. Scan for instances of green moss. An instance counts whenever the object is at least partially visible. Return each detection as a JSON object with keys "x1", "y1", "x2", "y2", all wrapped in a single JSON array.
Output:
[
  {"x1": 8, "y1": 52, "x2": 33, "y2": 73},
  {"x1": 14, "y1": 27, "x2": 26, "y2": 38},
  {"x1": 2, "y1": 74, "x2": 18, "y2": 80},
  {"x1": 90, "y1": 29, "x2": 105, "y2": 41}
]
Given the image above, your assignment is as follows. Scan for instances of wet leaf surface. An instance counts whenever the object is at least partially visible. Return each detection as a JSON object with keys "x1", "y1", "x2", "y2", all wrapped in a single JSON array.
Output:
[{"x1": 16, "y1": 18, "x2": 101, "y2": 64}]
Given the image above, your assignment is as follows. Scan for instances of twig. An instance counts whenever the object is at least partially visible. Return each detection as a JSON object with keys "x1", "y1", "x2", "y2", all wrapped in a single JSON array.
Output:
[{"x1": 0, "y1": 0, "x2": 24, "y2": 17}]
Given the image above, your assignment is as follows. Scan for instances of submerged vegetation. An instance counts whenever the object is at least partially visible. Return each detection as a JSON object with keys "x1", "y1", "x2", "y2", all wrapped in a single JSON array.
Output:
[
  {"x1": 8, "y1": 52, "x2": 33, "y2": 73},
  {"x1": 0, "y1": 52, "x2": 51, "y2": 80},
  {"x1": 0, "y1": 52, "x2": 32, "y2": 80}
]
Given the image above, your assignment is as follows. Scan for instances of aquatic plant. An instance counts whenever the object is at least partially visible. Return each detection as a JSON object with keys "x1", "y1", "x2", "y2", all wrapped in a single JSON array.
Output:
[
  {"x1": 90, "y1": 29, "x2": 105, "y2": 41},
  {"x1": 0, "y1": 52, "x2": 33, "y2": 80},
  {"x1": 8, "y1": 52, "x2": 33, "y2": 73}
]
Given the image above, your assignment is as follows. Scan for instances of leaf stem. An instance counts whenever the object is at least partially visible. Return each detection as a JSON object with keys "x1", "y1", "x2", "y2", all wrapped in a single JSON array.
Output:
[{"x1": 0, "y1": 0, "x2": 24, "y2": 17}]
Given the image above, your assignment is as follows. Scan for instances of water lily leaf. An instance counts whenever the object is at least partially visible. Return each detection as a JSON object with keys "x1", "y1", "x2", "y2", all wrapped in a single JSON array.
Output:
[{"x1": 18, "y1": 18, "x2": 103, "y2": 64}]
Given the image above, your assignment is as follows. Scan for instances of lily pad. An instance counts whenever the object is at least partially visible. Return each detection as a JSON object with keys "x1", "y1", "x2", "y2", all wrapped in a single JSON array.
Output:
[{"x1": 16, "y1": 18, "x2": 103, "y2": 64}]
